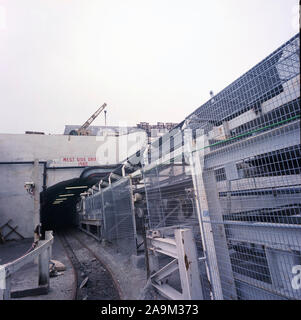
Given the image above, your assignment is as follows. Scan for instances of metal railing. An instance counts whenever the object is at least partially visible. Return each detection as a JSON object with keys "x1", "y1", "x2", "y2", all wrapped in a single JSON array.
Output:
[
  {"x1": 76, "y1": 33, "x2": 300, "y2": 300},
  {"x1": 81, "y1": 177, "x2": 138, "y2": 256},
  {"x1": 185, "y1": 34, "x2": 300, "y2": 300},
  {"x1": 0, "y1": 231, "x2": 53, "y2": 300},
  {"x1": 142, "y1": 33, "x2": 300, "y2": 300}
]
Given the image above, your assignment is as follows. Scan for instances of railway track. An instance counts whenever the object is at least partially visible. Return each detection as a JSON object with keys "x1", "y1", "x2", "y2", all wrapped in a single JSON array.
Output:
[{"x1": 58, "y1": 230, "x2": 121, "y2": 300}]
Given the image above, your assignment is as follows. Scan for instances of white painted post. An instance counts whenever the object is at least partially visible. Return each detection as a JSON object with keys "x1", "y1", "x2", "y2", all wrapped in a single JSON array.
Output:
[
  {"x1": 45, "y1": 231, "x2": 53, "y2": 261},
  {"x1": 129, "y1": 176, "x2": 138, "y2": 255},
  {"x1": 202, "y1": 169, "x2": 237, "y2": 300},
  {"x1": 0, "y1": 272, "x2": 11, "y2": 300},
  {"x1": 148, "y1": 250, "x2": 160, "y2": 276},
  {"x1": 3, "y1": 275, "x2": 11, "y2": 300},
  {"x1": 122, "y1": 165, "x2": 126, "y2": 177},
  {"x1": 38, "y1": 248, "x2": 49, "y2": 287},
  {"x1": 187, "y1": 133, "x2": 237, "y2": 300},
  {"x1": 147, "y1": 232, "x2": 160, "y2": 275},
  {"x1": 38, "y1": 231, "x2": 52, "y2": 288},
  {"x1": 175, "y1": 228, "x2": 203, "y2": 299},
  {"x1": 33, "y1": 159, "x2": 40, "y2": 242},
  {"x1": 186, "y1": 133, "x2": 224, "y2": 300}
]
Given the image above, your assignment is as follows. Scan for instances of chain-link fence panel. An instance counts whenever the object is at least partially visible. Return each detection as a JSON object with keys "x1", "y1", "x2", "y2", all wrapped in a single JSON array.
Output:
[
  {"x1": 102, "y1": 177, "x2": 137, "y2": 255},
  {"x1": 142, "y1": 130, "x2": 212, "y2": 299},
  {"x1": 81, "y1": 177, "x2": 137, "y2": 255},
  {"x1": 187, "y1": 34, "x2": 300, "y2": 300}
]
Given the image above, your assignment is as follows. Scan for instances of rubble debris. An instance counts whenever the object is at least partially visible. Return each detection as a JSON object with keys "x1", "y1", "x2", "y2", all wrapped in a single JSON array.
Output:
[
  {"x1": 50, "y1": 259, "x2": 66, "y2": 271},
  {"x1": 79, "y1": 276, "x2": 89, "y2": 289}
]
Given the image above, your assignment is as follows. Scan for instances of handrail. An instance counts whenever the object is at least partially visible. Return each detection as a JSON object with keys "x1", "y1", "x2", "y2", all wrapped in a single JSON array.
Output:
[{"x1": 0, "y1": 230, "x2": 53, "y2": 300}]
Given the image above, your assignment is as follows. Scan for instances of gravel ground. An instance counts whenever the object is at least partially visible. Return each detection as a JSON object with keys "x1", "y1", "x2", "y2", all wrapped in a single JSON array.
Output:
[
  {"x1": 73, "y1": 229, "x2": 149, "y2": 300},
  {"x1": 0, "y1": 229, "x2": 164, "y2": 300},
  {"x1": 60, "y1": 231, "x2": 120, "y2": 300}
]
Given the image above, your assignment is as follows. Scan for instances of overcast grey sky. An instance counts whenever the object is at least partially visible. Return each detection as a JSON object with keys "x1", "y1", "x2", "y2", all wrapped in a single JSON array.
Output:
[{"x1": 0, "y1": 0, "x2": 299, "y2": 134}]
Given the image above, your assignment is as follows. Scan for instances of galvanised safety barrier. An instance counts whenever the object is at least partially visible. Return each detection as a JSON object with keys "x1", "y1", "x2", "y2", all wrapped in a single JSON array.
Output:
[
  {"x1": 143, "y1": 33, "x2": 300, "y2": 300},
  {"x1": 0, "y1": 231, "x2": 53, "y2": 300},
  {"x1": 81, "y1": 177, "x2": 138, "y2": 256}
]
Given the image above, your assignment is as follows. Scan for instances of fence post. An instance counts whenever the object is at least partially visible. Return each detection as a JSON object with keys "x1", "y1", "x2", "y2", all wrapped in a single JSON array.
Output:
[
  {"x1": 38, "y1": 231, "x2": 52, "y2": 288},
  {"x1": 46, "y1": 231, "x2": 53, "y2": 262},
  {"x1": 147, "y1": 231, "x2": 160, "y2": 275},
  {"x1": 202, "y1": 169, "x2": 238, "y2": 300},
  {"x1": 175, "y1": 228, "x2": 203, "y2": 299},
  {"x1": 186, "y1": 133, "x2": 224, "y2": 300},
  {"x1": 4, "y1": 275, "x2": 11, "y2": 299},
  {"x1": 190, "y1": 133, "x2": 237, "y2": 300},
  {"x1": 0, "y1": 275, "x2": 11, "y2": 300},
  {"x1": 33, "y1": 159, "x2": 41, "y2": 242},
  {"x1": 129, "y1": 176, "x2": 138, "y2": 255}
]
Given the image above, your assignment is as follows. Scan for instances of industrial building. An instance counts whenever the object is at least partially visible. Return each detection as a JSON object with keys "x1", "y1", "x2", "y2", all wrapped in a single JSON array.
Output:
[{"x1": 0, "y1": 33, "x2": 300, "y2": 300}]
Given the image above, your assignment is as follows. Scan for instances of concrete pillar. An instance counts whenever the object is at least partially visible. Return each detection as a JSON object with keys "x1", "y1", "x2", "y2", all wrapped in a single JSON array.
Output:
[
  {"x1": 38, "y1": 231, "x2": 52, "y2": 288},
  {"x1": 33, "y1": 159, "x2": 40, "y2": 241},
  {"x1": 38, "y1": 248, "x2": 50, "y2": 287},
  {"x1": 0, "y1": 275, "x2": 11, "y2": 300}
]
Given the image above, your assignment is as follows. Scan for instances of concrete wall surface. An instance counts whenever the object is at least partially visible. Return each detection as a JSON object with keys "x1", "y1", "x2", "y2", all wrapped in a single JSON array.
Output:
[
  {"x1": 0, "y1": 163, "x2": 44, "y2": 240},
  {"x1": 0, "y1": 132, "x2": 148, "y2": 239},
  {"x1": 0, "y1": 132, "x2": 147, "y2": 164}
]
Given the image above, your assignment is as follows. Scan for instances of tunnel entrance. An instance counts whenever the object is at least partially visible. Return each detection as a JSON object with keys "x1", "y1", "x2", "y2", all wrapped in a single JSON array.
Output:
[
  {"x1": 40, "y1": 177, "x2": 83, "y2": 231},
  {"x1": 40, "y1": 166, "x2": 117, "y2": 232}
]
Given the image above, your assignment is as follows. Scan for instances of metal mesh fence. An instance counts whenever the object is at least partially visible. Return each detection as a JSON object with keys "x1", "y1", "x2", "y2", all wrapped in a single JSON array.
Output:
[
  {"x1": 143, "y1": 34, "x2": 300, "y2": 300},
  {"x1": 84, "y1": 192, "x2": 103, "y2": 221},
  {"x1": 79, "y1": 34, "x2": 300, "y2": 299},
  {"x1": 142, "y1": 130, "x2": 212, "y2": 299},
  {"x1": 187, "y1": 34, "x2": 300, "y2": 300},
  {"x1": 83, "y1": 177, "x2": 138, "y2": 255}
]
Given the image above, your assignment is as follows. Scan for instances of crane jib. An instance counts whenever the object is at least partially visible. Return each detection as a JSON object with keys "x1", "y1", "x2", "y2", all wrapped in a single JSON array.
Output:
[{"x1": 79, "y1": 103, "x2": 107, "y2": 132}]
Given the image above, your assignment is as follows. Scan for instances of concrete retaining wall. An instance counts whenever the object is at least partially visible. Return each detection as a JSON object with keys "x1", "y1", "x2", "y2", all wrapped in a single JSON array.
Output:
[{"x1": 0, "y1": 132, "x2": 147, "y2": 239}]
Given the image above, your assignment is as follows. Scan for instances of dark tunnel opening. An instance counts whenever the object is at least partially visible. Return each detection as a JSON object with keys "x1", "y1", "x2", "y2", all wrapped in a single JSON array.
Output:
[
  {"x1": 40, "y1": 178, "x2": 88, "y2": 232},
  {"x1": 40, "y1": 196, "x2": 79, "y2": 231},
  {"x1": 40, "y1": 166, "x2": 117, "y2": 232}
]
